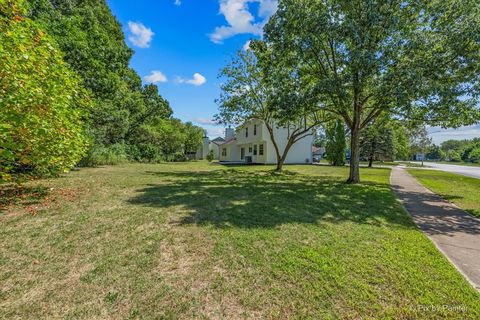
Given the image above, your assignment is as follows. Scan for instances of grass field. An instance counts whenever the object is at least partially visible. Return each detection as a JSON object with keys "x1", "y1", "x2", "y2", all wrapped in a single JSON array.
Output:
[
  {"x1": 1, "y1": 162, "x2": 479, "y2": 319},
  {"x1": 408, "y1": 169, "x2": 480, "y2": 218}
]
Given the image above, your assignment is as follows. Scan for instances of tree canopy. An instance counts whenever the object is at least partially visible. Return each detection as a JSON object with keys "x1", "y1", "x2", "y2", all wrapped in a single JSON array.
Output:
[
  {"x1": 264, "y1": 0, "x2": 480, "y2": 182},
  {"x1": 216, "y1": 41, "x2": 331, "y2": 171}
]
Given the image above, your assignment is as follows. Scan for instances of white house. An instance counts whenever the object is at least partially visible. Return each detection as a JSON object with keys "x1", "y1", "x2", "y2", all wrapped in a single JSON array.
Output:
[
  {"x1": 198, "y1": 128, "x2": 235, "y2": 160},
  {"x1": 217, "y1": 119, "x2": 313, "y2": 164}
]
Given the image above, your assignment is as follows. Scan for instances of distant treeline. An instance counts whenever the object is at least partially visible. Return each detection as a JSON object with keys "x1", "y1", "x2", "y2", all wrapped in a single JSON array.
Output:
[
  {"x1": 427, "y1": 138, "x2": 480, "y2": 163},
  {"x1": 0, "y1": 0, "x2": 202, "y2": 182}
]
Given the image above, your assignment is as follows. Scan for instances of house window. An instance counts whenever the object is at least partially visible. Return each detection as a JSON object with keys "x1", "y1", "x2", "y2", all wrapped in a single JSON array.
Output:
[
  {"x1": 222, "y1": 148, "x2": 227, "y2": 157},
  {"x1": 259, "y1": 144, "x2": 264, "y2": 155},
  {"x1": 249, "y1": 146, "x2": 252, "y2": 153},
  {"x1": 245, "y1": 127, "x2": 249, "y2": 138},
  {"x1": 253, "y1": 145, "x2": 257, "y2": 155},
  {"x1": 254, "y1": 124, "x2": 257, "y2": 135}
]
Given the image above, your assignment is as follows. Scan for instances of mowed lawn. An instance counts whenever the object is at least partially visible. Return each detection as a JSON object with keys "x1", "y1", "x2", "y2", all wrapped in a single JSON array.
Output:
[
  {"x1": 1, "y1": 163, "x2": 479, "y2": 319},
  {"x1": 408, "y1": 169, "x2": 480, "y2": 218}
]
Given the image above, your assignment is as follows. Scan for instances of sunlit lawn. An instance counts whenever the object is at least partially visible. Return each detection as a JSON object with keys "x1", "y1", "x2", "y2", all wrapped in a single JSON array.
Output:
[
  {"x1": 408, "y1": 169, "x2": 480, "y2": 218},
  {"x1": 1, "y1": 162, "x2": 479, "y2": 319}
]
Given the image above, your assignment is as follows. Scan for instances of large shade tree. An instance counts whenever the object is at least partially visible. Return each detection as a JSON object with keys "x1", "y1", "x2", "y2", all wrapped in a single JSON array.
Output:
[
  {"x1": 216, "y1": 41, "x2": 331, "y2": 171},
  {"x1": 265, "y1": 0, "x2": 480, "y2": 182}
]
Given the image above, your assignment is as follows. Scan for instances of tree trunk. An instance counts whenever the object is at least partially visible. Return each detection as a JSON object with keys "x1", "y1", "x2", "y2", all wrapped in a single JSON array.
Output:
[
  {"x1": 347, "y1": 126, "x2": 361, "y2": 183},
  {"x1": 275, "y1": 139, "x2": 295, "y2": 172},
  {"x1": 368, "y1": 156, "x2": 373, "y2": 168}
]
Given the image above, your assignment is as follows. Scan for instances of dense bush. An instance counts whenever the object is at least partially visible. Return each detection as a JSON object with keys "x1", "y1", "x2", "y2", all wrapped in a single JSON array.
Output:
[
  {"x1": 0, "y1": 0, "x2": 90, "y2": 182},
  {"x1": 78, "y1": 144, "x2": 128, "y2": 167},
  {"x1": 206, "y1": 150, "x2": 215, "y2": 162},
  {"x1": 440, "y1": 138, "x2": 480, "y2": 163}
]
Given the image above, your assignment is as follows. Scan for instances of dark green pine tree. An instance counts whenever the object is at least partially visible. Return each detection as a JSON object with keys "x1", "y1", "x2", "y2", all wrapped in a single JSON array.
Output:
[
  {"x1": 360, "y1": 124, "x2": 395, "y2": 167},
  {"x1": 325, "y1": 120, "x2": 346, "y2": 167}
]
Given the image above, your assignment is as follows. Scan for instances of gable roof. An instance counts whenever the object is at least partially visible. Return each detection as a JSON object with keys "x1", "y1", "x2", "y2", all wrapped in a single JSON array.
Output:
[
  {"x1": 219, "y1": 137, "x2": 236, "y2": 146},
  {"x1": 211, "y1": 137, "x2": 225, "y2": 145},
  {"x1": 312, "y1": 146, "x2": 325, "y2": 154}
]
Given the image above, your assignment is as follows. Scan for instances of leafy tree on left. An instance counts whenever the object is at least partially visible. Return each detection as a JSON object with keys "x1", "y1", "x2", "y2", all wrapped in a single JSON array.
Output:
[
  {"x1": 0, "y1": 0, "x2": 91, "y2": 182},
  {"x1": 26, "y1": 0, "x2": 173, "y2": 147}
]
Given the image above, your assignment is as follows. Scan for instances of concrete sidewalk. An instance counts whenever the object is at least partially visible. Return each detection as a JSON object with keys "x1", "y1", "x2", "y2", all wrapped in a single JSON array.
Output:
[{"x1": 390, "y1": 166, "x2": 480, "y2": 290}]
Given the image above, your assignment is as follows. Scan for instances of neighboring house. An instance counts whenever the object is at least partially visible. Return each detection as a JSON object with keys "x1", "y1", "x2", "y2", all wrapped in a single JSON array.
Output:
[
  {"x1": 413, "y1": 153, "x2": 425, "y2": 161},
  {"x1": 312, "y1": 146, "x2": 325, "y2": 162},
  {"x1": 199, "y1": 129, "x2": 234, "y2": 160},
  {"x1": 218, "y1": 119, "x2": 313, "y2": 164}
]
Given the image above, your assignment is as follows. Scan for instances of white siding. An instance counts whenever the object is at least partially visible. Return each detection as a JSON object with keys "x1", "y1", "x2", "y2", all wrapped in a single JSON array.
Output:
[
  {"x1": 264, "y1": 124, "x2": 313, "y2": 164},
  {"x1": 218, "y1": 120, "x2": 313, "y2": 164}
]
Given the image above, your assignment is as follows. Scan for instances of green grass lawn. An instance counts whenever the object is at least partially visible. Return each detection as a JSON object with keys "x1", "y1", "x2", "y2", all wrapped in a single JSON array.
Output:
[
  {"x1": 408, "y1": 169, "x2": 480, "y2": 218},
  {"x1": 1, "y1": 163, "x2": 479, "y2": 319}
]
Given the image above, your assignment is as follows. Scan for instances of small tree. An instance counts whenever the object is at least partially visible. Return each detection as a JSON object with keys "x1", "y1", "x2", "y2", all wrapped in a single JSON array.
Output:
[
  {"x1": 325, "y1": 120, "x2": 346, "y2": 166},
  {"x1": 409, "y1": 126, "x2": 432, "y2": 166},
  {"x1": 360, "y1": 123, "x2": 394, "y2": 167},
  {"x1": 426, "y1": 145, "x2": 445, "y2": 161},
  {"x1": 182, "y1": 122, "x2": 204, "y2": 157},
  {"x1": 216, "y1": 41, "x2": 331, "y2": 171},
  {"x1": 206, "y1": 150, "x2": 215, "y2": 162}
]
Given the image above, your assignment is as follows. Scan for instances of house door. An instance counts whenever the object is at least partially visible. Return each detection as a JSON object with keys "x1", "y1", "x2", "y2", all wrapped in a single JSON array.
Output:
[{"x1": 240, "y1": 147, "x2": 245, "y2": 160}]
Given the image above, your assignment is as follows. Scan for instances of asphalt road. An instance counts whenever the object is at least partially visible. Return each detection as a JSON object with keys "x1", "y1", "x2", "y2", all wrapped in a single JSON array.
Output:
[{"x1": 420, "y1": 162, "x2": 480, "y2": 179}]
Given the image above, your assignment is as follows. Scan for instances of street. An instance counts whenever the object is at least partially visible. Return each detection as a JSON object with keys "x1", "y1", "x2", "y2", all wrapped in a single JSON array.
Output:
[{"x1": 418, "y1": 162, "x2": 480, "y2": 179}]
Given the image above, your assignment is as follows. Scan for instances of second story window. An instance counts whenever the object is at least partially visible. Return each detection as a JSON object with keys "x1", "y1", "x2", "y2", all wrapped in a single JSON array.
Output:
[
  {"x1": 246, "y1": 127, "x2": 249, "y2": 138},
  {"x1": 254, "y1": 124, "x2": 257, "y2": 135}
]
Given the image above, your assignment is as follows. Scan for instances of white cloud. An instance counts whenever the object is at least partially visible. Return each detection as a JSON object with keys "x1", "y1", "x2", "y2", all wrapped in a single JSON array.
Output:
[
  {"x1": 207, "y1": 127, "x2": 226, "y2": 138},
  {"x1": 243, "y1": 40, "x2": 251, "y2": 50},
  {"x1": 176, "y1": 73, "x2": 207, "y2": 86},
  {"x1": 429, "y1": 124, "x2": 480, "y2": 144},
  {"x1": 144, "y1": 70, "x2": 168, "y2": 83},
  {"x1": 127, "y1": 21, "x2": 154, "y2": 48},
  {"x1": 174, "y1": 0, "x2": 181, "y2": 6},
  {"x1": 258, "y1": 0, "x2": 278, "y2": 18},
  {"x1": 194, "y1": 118, "x2": 219, "y2": 126},
  {"x1": 209, "y1": 0, "x2": 278, "y2": 44}
]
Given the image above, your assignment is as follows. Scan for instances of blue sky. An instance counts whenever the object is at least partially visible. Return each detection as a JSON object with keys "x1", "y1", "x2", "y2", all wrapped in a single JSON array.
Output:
[
  {"x1": 106, "y1": 0, "x2": 277, "y2": 139},
  {"x1": 106, "y1": 0, "x2": 479, "y2": 144}
]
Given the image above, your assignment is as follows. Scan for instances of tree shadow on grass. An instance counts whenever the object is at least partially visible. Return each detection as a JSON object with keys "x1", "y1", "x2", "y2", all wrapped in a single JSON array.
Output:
[
  {"x1": 128, "y1": 169, "x2": 415, "y2": 230},
  {"x1": 0, "y1": 184, "x2": 50, "y2": 213}
]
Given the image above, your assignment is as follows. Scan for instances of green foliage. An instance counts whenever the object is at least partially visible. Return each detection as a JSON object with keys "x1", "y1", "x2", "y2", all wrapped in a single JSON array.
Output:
[
  {"x1": 440, "y1": 138, "x2": 480, "y2": 162},
  {"x1": 409, "y1": 126, "x2": 432, "y2": 160},
  {"x1": 78, "y1": 143, "x2": 128, "y2": 167},
  {"x1": 26, "y1": 0, "x2": 173, "y2": 149},
  {"x1": 216, "y1": 42, "x2": 329, "y2": 171},
  {"x1": 392, "y1": 125, "x2": 410, "y2": 161},
  {"x1": 426, "y1": 145, "x2": 445, "y2": 161},
  {"x1": 0, "y1": 0, "x2": 90, "y2": 182},
  {"x1": 468, "y1": 147, "x2": 480, "y2": 163},
  {"x1": 206, "y1": 150, "x2": 215, "y2": 162},
  {"x1": 445, "y1": 149, "x2": 462, "y2": 162},
  {"x1": 313, "y1": 129, "x2": 327, "y2": 148},
  {"x1": 462, "y1": 141, "x2": 480, "y2": 163},
  {"x1": 360, "y1": 123, "x2": 394, "y2": 166},
  {"x1": 182, "y1": 122, "x2": 203, "y2": 155},
  {"x1": 127, "y1": 118, "x2": 204, "y2": 163},
  {"x1": 325, "y1": 120, "x2": 346, "y2": 166}
]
